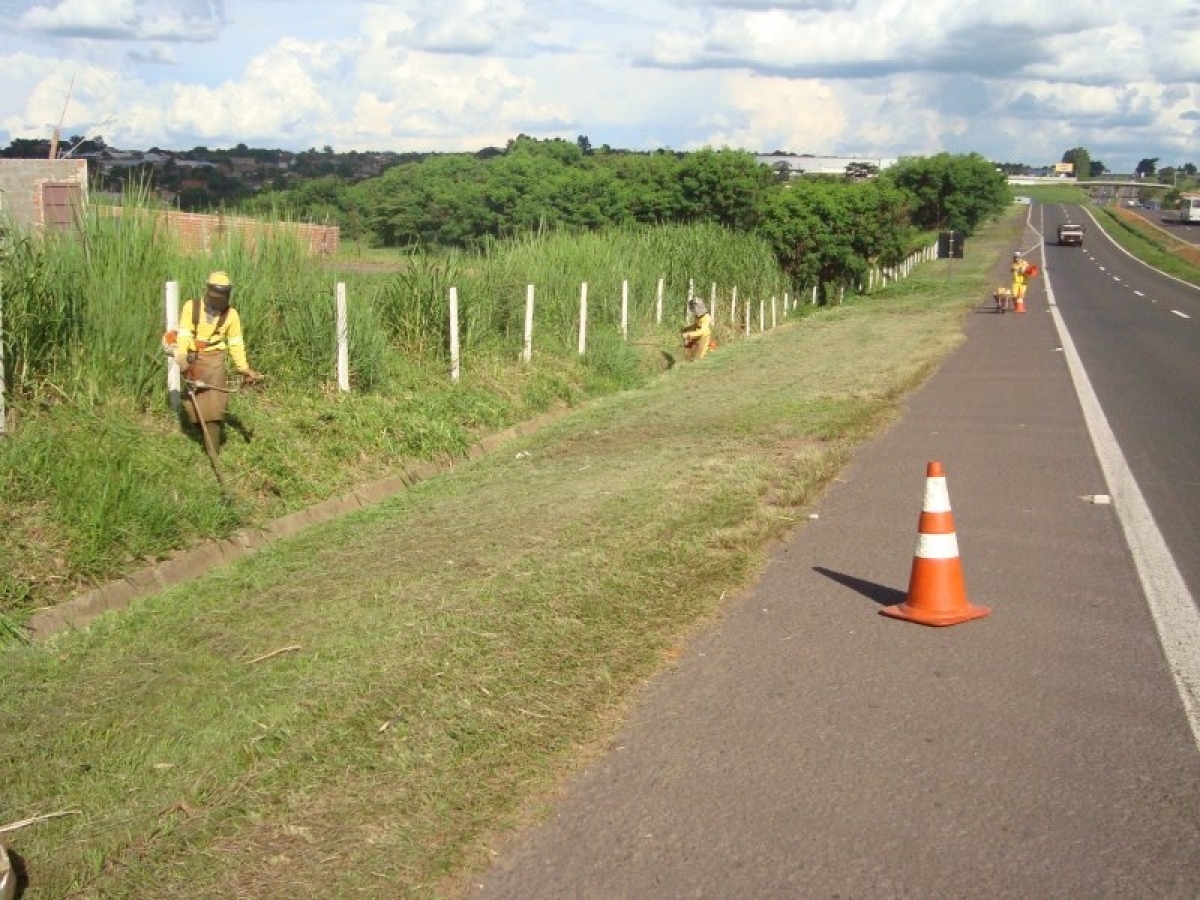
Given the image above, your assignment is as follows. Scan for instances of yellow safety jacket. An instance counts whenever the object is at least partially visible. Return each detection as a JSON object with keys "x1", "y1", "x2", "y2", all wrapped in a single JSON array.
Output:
[
  {"x1": 1011, "y1": 260, "x2": 1029, "y2": 287},
  {"x1": 682, "y1": 312, "x2": 712, "y2": 341},
  {"x1": 174, "y1": 300, "x2": 249, "y2": 373}
]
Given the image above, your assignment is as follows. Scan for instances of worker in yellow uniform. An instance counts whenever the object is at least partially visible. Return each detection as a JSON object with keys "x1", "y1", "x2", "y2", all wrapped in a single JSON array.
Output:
[
  {"x1": 681, "y1": 297, "x2": 714, "y2": 361},
  {"x1": 173, "y1": 271, "x2": 262, "y2": 444},
  {"x1": 1010, "y1": 251, "x2": 1031, "y2": 307}
]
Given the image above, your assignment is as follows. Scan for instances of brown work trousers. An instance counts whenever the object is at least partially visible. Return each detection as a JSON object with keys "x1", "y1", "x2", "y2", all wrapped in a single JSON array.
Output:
[{"x1": 184, "y1": 351, "x2": 230, "y2": 425}]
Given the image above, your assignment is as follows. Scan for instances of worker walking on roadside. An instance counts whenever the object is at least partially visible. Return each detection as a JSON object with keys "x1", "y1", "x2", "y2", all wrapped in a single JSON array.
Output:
[
  {"x1": 681, "y1": 297, "x2": 714, "y2": 361},
  {"x1": 1010, "y1": 251, "x2": 1031, "y2": 307},
  {"x1": 172, "y1": 271, "x2": 263, "y2": 447}
]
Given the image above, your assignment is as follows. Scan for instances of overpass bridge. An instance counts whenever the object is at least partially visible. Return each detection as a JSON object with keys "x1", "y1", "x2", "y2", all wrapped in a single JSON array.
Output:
[
  {"x1": 1007, "y1": 175, "x2": 1170, "y2": 192},
  {"x1": 1007, "y1": 176, "x2": 1171, "y2": 207}
]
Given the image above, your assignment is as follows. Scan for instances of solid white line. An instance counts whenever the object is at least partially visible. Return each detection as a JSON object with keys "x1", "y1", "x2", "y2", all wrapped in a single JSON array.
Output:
[{"x1": 1043, "y1": 268, "x2": 1200, "y2": 754}]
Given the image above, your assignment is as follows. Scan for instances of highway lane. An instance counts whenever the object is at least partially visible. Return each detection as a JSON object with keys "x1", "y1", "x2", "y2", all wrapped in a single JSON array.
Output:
[
  {"x1": 1125, "y1": 205, "x2": 1200, "y2": 246},
  {"x1": 1036, "y1": 202, "x2": 1200, "y2": 603}
]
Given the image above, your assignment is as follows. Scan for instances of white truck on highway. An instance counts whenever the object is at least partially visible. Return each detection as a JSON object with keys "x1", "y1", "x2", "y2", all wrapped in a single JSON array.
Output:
[
  {"x1": 1179, "y1": 192, "x2": 1200, "y2": 224},
  {"x1": 1057, "y1": 223, "x2": 1085, "y2": 246}
]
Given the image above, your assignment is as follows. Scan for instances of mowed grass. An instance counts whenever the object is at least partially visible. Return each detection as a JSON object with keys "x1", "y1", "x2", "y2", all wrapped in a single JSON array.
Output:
[{"x1": 0, "y1": 216, "x2": 1022, "y2": 899}]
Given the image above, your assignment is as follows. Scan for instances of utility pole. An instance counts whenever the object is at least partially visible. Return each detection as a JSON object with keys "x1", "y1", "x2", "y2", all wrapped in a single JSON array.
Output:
[{"x1": 48, "y1": 76, "x2": 74, "y2": 160}]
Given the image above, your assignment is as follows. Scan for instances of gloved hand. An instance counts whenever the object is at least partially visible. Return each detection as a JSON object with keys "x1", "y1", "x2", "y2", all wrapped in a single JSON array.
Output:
[{"x1": 240, "y1": 369, "x2": 264, "y2": 386}]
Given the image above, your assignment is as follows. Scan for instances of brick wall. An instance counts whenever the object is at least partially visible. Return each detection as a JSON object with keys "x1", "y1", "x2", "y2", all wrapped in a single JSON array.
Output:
[{"x1": 111, "y1": 207, "x2": 339, "y2": 255}]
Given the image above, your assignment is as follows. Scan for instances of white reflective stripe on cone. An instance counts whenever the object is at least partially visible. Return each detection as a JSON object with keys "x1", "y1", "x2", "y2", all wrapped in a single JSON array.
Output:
[
  {"x1": 915, "y1": 532, "x2": 960, "y2": 559},
  {"x1": 922, "y1": 477, "x2": 952, "y2": 513}
]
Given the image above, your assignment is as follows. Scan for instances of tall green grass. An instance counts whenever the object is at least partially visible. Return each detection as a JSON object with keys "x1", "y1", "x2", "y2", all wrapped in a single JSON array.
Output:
[
  {"x1": 1, "y1": 209, "x2": 792, "y2": 626},
  {"x1": 367, "y1": 223, "x2": 789, "y2": 361},
  {"x1": 0, "y1": 191, "x2": 394, "y2": 405}
]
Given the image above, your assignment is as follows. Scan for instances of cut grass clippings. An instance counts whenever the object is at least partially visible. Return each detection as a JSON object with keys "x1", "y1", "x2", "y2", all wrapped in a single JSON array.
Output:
[{"x1": 0, "y1": 213, "x2": 1025, "y2": 899}]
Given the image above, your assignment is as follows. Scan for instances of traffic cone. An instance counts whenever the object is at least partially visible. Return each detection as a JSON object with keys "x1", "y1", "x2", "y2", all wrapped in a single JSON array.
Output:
[
  {"x1": 881, "y1": 461, "x2": 991, "y2": 626},
  {"x1": 1013, "y1": 293, "x2": 1026, "y2": 313}
]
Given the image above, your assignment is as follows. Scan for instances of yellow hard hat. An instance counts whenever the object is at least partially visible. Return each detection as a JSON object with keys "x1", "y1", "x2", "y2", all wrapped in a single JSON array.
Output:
[{"x1": 206, "y1": 271, "x2": 232, "y2": 292}]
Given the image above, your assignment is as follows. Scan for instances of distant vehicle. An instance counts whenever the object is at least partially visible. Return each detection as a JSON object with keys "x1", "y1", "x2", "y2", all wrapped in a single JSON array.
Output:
[
  {"x1": 1057, "y1": 224, "x2": 1084, "y2": 246},
  {"x1": 1013, "y1": 195, "x2": 1032, "y2": 205},
  {"x1": 1180, "y1": 193, "x2": 1200, "y2": 224}
]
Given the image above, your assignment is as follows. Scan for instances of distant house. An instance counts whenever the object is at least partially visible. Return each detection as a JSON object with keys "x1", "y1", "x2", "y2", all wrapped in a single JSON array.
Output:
[
  {"x1": 0, "y1": 158, "x2": 89, "y2": 236},
  {"x1": 225, "y1": 157, "x2": 260, "y2": 176}
]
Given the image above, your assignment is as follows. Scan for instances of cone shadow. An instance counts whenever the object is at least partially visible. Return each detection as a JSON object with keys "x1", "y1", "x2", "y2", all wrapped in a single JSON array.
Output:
[{"x1": 813, "y1": 566, "x2": 906, "y2": 608}]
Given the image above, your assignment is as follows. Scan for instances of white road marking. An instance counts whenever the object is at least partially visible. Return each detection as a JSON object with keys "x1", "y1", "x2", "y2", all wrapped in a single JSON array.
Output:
[
  {"x1": 1172, "y1": 310, "x2": 1191, "y2": 319},
  {"x1": 1134, "y1": 291, "x2": 1146, "y2": 297},
  {"x1": 1044, "y1": 269, "x2": 1200, "y2": 755}
]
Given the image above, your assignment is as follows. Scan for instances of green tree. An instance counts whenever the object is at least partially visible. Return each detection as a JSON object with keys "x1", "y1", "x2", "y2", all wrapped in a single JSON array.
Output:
[
  {"x1": 1062, "y1": 147, "x2": 1091, "y2": 181},
  {"x1": 757, "y1": 179, "x2": 912, "y2": 295},
  {"x1": 602, "y1": 150, "x2": 686, "y2": 224},
  {"x1": 881, "y1": 153, "x2": 1008, "y2": 235},
  {"x1": 1136, "y1": 158, "x2": 1159, "y2": 177},
  {"x1": 1, "y1": 138, "x2": 52, "y2": 159},
  {"x1": 676, "y1": 148, "x2": 774, "y2": 230}
]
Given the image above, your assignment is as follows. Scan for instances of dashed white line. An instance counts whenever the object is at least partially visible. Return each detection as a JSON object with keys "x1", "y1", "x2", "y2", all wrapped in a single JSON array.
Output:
[
  {"x1": 1172, "y1": 310, "x2": 1191, "y2": 319},
  {"x1": 1134, "y1": 290, "x2": 1146, "y2": 297}
]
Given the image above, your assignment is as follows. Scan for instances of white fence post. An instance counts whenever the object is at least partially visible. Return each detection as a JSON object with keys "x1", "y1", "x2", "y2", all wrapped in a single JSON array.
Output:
[
  {"x1": 578, "y1": 282, "x2": 588, "y2": 356},
  {"x1": 743, "y1": 298, "x2": 751, "y2": 336},
  {"x1": 621, "y1": 279, "x2": 629, "y2": 340},
  {"x1": 759, "y1": 298, "x2": 765, "y2": 332},
  {"x1": 655, "y1": 277, "x2": 664, "y2": 325},
  {"x1": 522, "y1": 284, "x2": 535, "y2": 363},
  {"x1": 771, "y1": 295, "x2": 777, "y2": 330},
  {"x1": 811, "y1": 285, "x2": 818, "y2": 305},
  {"x1": 730, "y1": 286, "x2": 738, "y2": 327},
  {"x1": 336, "y1": 282, "x2": 350, "y2": 393},
  {"x1": 449, "y1": 286, "x2": 461, "y2": 382},
  {"x1": 165, "y1": 281, "x2": 180, "y2": 412}
]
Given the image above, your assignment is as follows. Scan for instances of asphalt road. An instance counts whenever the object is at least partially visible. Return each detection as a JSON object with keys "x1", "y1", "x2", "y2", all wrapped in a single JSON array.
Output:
[
  {"x1": 470, "y1": 223, "x2": 1200, "y2": 899},
  {"x1": 1041, "y1": 203, "x2": 1200, "y2": 604},
  {"x1": 1126, "y1": 206, "x2": 1200, "y2": 245}
]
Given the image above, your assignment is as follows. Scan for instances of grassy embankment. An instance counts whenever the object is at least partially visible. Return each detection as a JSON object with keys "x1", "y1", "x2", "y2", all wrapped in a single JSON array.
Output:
[
  {"x1": 0, "y1": 208, "x2": 1023, "y2": 899},
  {"x1": 1089, "y1": 206, "x2": 1200, "y2": 286},
  {"x1": 0, "y1": 213, "x2": 790, "y2": 626}
]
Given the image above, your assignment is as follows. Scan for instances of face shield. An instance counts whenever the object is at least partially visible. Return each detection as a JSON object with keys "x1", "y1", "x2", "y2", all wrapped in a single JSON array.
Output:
[{"x1": 205, "y1": 282, "x2": 232, "y2": 311}]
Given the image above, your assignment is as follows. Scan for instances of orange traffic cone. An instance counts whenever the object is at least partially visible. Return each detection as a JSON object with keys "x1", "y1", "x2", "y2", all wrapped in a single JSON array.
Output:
[
  {"x1": 881, "y1": 461, "x2": 991, "y2": 626},
  {"x1": 1013, "y1": 293, "x2": 1026, "y2": 313}
]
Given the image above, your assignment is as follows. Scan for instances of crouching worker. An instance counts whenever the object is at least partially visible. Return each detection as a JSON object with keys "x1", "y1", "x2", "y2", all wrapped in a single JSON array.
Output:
[
  {"x1": 681, "y1": 297, "x2": 714, "y2": 361},
  {"x1": 172, "y1": 271, "x2": 263, "y2": 448}
]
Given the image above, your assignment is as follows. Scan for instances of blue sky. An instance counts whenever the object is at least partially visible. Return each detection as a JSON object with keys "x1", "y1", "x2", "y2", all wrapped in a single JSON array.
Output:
[{"x1": 2, "y1": 0, "x2": 1198, "y2": 173}]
